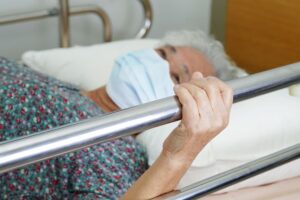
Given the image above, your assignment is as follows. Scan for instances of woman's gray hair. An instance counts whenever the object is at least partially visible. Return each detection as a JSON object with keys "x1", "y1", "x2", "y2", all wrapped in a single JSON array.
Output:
[{"x1": 158, "y1": 30, "x2": 247, "y2": 80}]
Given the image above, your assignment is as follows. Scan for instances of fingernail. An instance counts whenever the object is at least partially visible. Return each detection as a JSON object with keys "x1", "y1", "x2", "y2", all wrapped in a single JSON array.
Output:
[{"x1": 192, "y1": 72, "x2": 203, "y2": 79}]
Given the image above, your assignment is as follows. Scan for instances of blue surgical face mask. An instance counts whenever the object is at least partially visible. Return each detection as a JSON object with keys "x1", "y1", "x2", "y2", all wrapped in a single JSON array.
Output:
[{"x1": 106, "y1": 49, "x2": 175, "y2": 109}]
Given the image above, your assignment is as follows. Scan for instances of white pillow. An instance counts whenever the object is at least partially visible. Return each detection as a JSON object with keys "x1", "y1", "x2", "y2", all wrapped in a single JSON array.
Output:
[{"x1": 22, "y1": 39, "x2": 160, "y2": 90}]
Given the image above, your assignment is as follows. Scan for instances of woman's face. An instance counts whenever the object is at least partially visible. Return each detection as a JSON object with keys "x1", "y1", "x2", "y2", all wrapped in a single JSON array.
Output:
[{"x1": 156, "y1": 45, "x2": 215, "y2": 84}]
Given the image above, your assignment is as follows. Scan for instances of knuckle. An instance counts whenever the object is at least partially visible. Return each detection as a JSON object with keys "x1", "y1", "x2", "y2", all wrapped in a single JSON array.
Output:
[
  {"x1": 190, "y1": 79, "x2": 201, "y2": 87},
  {"x1": 191, "y1": 75, "x2": 198, "y2": 82},
  {"x1": 206, "y1": 84, "x2": 216, "y2": 93},
  {"x1": 206, "y1": 76, "x2": 217, "y2": 81},
  {"x1": 195, "y1": 89, "x2": 205, "y2": 98},
  {"x1": 180, "y1": 83, "x2": 190, "y2": 88},
  {"x1": 206, "y1": 76, "x2": 219, "y2": 85}
]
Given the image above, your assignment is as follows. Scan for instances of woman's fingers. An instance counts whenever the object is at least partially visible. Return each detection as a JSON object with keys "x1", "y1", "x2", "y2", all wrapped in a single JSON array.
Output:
[
  {"x1": 183, "y1": 73, "x2": 232, "y2": 132},
  {"x1": 193, "y1": 80, "x2": 227, "y2": 127},
  {"x1": 179, "y1": 83, "x2": 213, "y2": 121},
  {"x1": 206, "y1": 76, "x2": 233, "y2": 110},
  {"x1": 192, "y1": 71, "x2": 204, "y2": 79},
  {"x1": 193, "y1": 79, "x2": 224, "y2": 113},
  {"x1": 184, "y1": 72, "x2": 215, "y2": 118},
  {"x1": 174, "y1": 72, "x2": 233, "y2": 140},
  {"x1": 190, "y1": 74, "x2": 224, "y2": 113},
  {"x1": 163, "y1": 73, "x2": 233, "y2": 164},
  {"x1": 174, "y1": 85, "x2": 200, "y2": 129},
  {"x1": 191, "y1": 75, "x2": 232, "y2": 111}
]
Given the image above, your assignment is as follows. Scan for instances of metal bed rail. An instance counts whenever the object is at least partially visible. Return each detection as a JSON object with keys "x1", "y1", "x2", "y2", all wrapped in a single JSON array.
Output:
[
  {"x1": 1, "y1": 62, "x2": 300, "y2": 175},
  {"x1": 0, "y1": 0, "x2": 112, "y2": 46},
  {"x1": 154, "y1": 143, "x2": 300, "y2": 199},
  {"x1": 136, "y1": 0, "x2": 153, "y2": 38},
  {"x1": 59, "y1": 0, "x2": 70, "y2": 47},
  {"x1": 0, "y1": 0, "x2": 153, "y2": 47}
]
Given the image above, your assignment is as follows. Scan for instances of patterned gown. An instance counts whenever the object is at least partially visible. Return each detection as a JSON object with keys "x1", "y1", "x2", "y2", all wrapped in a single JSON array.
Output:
[{"x1": 0, "y1": 57, "x2": 148, "y2": 200}]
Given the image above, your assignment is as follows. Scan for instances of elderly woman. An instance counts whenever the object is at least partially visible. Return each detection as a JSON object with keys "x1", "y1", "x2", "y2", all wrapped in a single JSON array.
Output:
[{"x1": 0, "y1": 31, "x2": 238, "y2": 199}]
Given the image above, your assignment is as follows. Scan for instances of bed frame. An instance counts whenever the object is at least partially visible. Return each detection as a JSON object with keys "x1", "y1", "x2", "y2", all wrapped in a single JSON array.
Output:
[
  {"x1": 1, "y1": 1, "x2": 300, "y2": 199},
  {"x1": 225, "y1": 0, "x2": 300, "y2": 73},
  {"x1": 211, "y1": 0, "x2": 300, "y2": 73},
  {"x1": 0, "y1": 0, "x2": 152, "y2": 47}
]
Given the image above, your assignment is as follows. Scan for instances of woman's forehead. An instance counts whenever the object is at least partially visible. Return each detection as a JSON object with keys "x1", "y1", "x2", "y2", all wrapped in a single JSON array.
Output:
[
  {"x1": 177, "y1": 47, "x2": 210, "y2": 65},
  {"x1": 158, "y1": 45, "x2": 214, "y2": 75},
  {"x1": 176, "y1": 47, "x2": 215, "y2": 76}
]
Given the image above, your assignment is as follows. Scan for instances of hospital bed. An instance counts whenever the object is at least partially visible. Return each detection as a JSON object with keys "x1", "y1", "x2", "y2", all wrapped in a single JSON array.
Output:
[{"x1": 1, "y1": 1, "x2": 300, "y2": 199}]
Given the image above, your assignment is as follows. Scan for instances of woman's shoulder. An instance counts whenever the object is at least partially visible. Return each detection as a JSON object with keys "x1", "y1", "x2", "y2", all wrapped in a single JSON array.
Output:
[{"x1": 0, "y1": 57, "x2": 104, "y2": 140}]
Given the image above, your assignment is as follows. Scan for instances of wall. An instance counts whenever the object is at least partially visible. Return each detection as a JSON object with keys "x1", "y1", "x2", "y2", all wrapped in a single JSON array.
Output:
[{"x1": 0, "y1": 0, "x2": 211, "y2": 59}]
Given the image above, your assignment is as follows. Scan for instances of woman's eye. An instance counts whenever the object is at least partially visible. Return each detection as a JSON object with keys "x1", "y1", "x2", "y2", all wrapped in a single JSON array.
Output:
[
  {"x1": 158, "y1": 49, "x2": 167, "y2": 59},
  {"x1": 171, "y1": 75, "x2": 180, "y2": 84}
]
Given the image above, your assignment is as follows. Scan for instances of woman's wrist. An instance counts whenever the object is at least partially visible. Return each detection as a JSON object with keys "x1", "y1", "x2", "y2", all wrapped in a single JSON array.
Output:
[
  {"x1": 162, "y1": 125, "x2": 209, "y2": 166},
  {"x1": 161, "y1": 146, "x2": 194, "y2": 171},
  {"x1": 122, "y1": 149, "x2": 194, "y2": 200}
]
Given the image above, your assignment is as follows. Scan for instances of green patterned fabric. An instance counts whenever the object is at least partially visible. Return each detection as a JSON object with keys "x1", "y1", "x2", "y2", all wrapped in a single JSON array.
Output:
[{"x1": 0, "y1": 57, "x2": 148, "y2": 199}]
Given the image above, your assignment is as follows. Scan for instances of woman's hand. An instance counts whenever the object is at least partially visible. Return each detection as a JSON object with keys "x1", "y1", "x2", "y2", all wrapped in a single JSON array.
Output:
[
  {"x1": 163, "y1": 72, "x2": 233, "y2": 165},
  {"x1": 122, "y1": 72, "x2": 233, "y2": 200}
]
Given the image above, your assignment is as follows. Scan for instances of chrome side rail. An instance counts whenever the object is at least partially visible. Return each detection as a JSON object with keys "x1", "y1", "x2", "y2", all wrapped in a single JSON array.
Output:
[
  {"x1": 1, "y1": 62, "x2": 300, "y2": 174},
  {"x1": 0, "y1": 0, "x2": 154, "y2": 44},
  {"x1": 59, "y1": 0, "x2": 70, "y2": 47},
  {"x1": 154, "y1": 143, "x2": 300, "y2": 200},
  {"x1": 136, "y1": 0, "x2": 153, "y2": 38},
  {"x1": 0, "y1": 0, "x2": 112, "y2": 46}
]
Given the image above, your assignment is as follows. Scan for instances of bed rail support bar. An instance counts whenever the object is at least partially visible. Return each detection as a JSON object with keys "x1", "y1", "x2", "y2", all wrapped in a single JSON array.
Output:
[
  {"x1": 136, "y1": 0, "x2": 153, "y2": 38},
  {"x1": 0, "y1": 0, "x2": 153, "y2": 45},
  {"x1": 0, "y1": 1, "x2": 112, "y2": 45},
  {"x1": 1, "y1": 62, "x2": 300, "y2": 175},
  {"x1": 154, "y1": 143, "x2": 300, "y2": 200},
  {"x1": 59, "y1": 0, "x2": 70, "y2": 47},
  {"x1": 0, "y1": 8, "x2": 59, "y2": 25}
]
